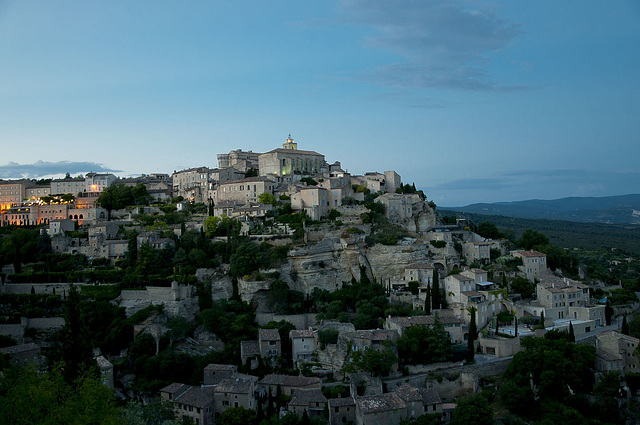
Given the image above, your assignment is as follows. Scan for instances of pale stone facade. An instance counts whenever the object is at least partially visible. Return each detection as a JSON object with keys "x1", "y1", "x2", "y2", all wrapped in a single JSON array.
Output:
[
  {"x1": 511, "y1": 250, "x2": 548, "y2": 281},
  {"x1": 217, "y1": 149, "x2": 261, "y2": 172},
  {"x1": 536, "y1": 276, "x2": 589, "y2": 320},
  {"x1": 463, "y1": 242, "x2": 491, "y2": 262},
  {"x1": 595, "y1": 331, "x2": 640, "y2": 373},
  {"x1": 258, "y1": 136, "x2": 326, "y2": 177},
  {"x1": 214, "y1": 177, "x2": 275, "y2": 204},
  {"x1": 290, "y1": 329, "x2": 316, "y2": 364},
  {"x1": 0, "y1": 180, "x2": 27, "y2": 210},
  {"x1": 291, "y1": 186, "x2": 329, "y2": 220}
]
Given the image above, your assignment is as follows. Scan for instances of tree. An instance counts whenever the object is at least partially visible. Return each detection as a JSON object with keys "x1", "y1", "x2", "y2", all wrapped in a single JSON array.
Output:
[
  {"x1": 569, "y1": 321, "x2": 576, "y2": 342},
  {"x1": 605, "y1": 301, "x2": 614, "y2": 326},
  {"x1": 408, "y1": 281, "x2": 420, "y2": 295},
  {"x1": 258, "y1": 193, "x2": 277, "y2": 205},
  {"x1": 517, "y1": 229, "x2": 549, "y2": 250},
  {"x1": 397, "y1": 321, "x2": 451, "y2": 365},
  {"x1": 451, "y1": 394, "x2": 493, "y2": 425},
  {"x1": 622, "y1": 315, "x2": 630, "y2": 335},
  {"x1": 216, "y1": 406, "x2": 257, "y2": 425},
  {"x1": 230, "y1": 242, "x2": 262, "y2": 277},
  {"x1": 467, "y1": 307, "x2": 477, "y2": 362},
  {"x1": 97, "y1": 183, "x2": 135, "y2": 212},
  {"x1": 424, "y1": 284, "x2": 431, "y2": 315},
  {"x1": 477, "y1": 221, "x2": 503, "y2": 240},
  {"x1": 510, "y1": 276, "x2": 535, "y2": 298},
  {"x1": 349, "y1": 343, "x2": 398, "y2": 377},
  {"x1": 0, "y1": 365, "x2": 120, "y2": 425},
  {"x1": 431, "y1": 270, "x2": 440, "y2": 310},
  {"x1": 53, "y1": 285, "x2": 95, "y2": 383}
]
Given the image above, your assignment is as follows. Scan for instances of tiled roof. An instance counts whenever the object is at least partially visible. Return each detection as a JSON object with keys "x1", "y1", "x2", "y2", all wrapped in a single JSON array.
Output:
[
  {"x1": 215, "y1": 377, "x2": 255, "y2": 394},
  {"x1": 177, "y1": 387, "x2": 216, "y2": 408},
  {"x1": 512, "y1": 250, "x2": 546, "y2": 258},
  {"x1": 160, "y1": 382, "x2": 190, "y2": 396},
  {"x1": 356, "y1": 393, "x2": 406, "y2": 414},
  {"x1": 289, "y1": 389, "x2": 327, "y2": 406},
  {"x1": 328, "y1": 397, "x2": 356, "y2": 408},
  {"x1": 290, "y1": 330, "x2": 314, "y2": 338},
  {"x1": 450, "y1": 274, "x2": 474, "y2": 282},
  {"x1": 260, "y1": 374, "x2": 321, "y2": 387},
  {"x1": 393, "y1": 384, "x2": 423, "y2": 403},
  {"x1": 241, "y1": 340, "x2": 260, "y2": 357},
  {"x1": 259, "y1": 328, "x2": 281, "y2": 341},
  {"x1": 204, "y1": 363, "x2": 237, "y2": 372},
  {"x1": 418, "y1": 388, "x2": 442, "y2": 405}
]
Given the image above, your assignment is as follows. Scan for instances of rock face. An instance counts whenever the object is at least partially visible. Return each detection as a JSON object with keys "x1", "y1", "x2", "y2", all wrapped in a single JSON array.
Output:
[
  {"x1": 196, "y1": 268, "x2": 234, "y2": 301},
  {"x1": 275, "y1": 236, "x2": 430, "y2": 296}
]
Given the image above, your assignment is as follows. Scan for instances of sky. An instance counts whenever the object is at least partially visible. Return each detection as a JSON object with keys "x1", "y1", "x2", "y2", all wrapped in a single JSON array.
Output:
[{"x1": 1, "y1": 1, "x2": 639, "y2": 207}]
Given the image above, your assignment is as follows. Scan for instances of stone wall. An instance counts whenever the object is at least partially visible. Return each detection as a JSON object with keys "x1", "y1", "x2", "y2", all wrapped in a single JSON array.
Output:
[
  {"x1": 0, "y1": 317, "x2": 65, "y2": 344},
  {"x1": 0, "y1": 283, "x2": 71, "y2": 295},
  {"x1": 254, "y1": 313, "x2": 318, "y2": 329}
]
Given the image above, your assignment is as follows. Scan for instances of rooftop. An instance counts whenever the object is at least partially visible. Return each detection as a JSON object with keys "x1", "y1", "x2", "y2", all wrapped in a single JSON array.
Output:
[
  {"x1": 0, "y1": 343, "x2": 40, "y2": 355},
  {"x1": 259, "y1": 328, "x2": 281, "y2": 341},
  {"x1": 328, "y1": 397, "x2": 356, "y2": 408},
  {"x1": 289, "y1": 389, "x2": 327, "y2": 406},
  {"x1": 356, "y1": 393, "x2": 406, "y2": 414},
  {"x1": 260, "y1": 374, "x2": 321, "y2": 387},
  {"x1": 290, "y1": 329, "x2": 315, "y2": 338}
]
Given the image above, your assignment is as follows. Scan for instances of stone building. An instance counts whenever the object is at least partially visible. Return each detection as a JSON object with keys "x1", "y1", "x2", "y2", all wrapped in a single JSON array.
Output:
[
  {"x1": 290, "y1": 186, "x2": 329, "y2": 220},
  {"x1": 355, "y1": 393, "x2": 407, "y2": 425},
  {"x1": 288, "y1": 388, "x2": 327, "y2": 419},
  {"x1": 214, "y1": 177, "x2": 276, "y2": 205},
  {"x1": 384, "y1": 315, "x2": 464, "y2": 344},
  {"x1": 290, "y1": 329, "x2": 316, "y2": 365},
  {"x1": 217, "y1": 149, "x2": 261, "y2": 172},
  {"x1": 0, "y1": 180, "x2": 27, "y2": 210},
  {"x1": 160, "y1": 383, "x2": 216, "y2": 425},
  {"x1": 203, "y1": 364, "x2": 237, "y2": 385},
  {"x1": 328, "y1": 397, "x2": 356, "y2": 425},
  {"x1": 258, "y1": 374, "x2": 322, "y2": 397},
  {"x1": 214, "y1": 374, "x2": 258, "y2": 417},
  {"x1": 463, "y1": 242, "x2": 491, "y2": 262},
  {"x1": 258, "y1": 135, "x2": 326, "y2": 177},
  {"x1": 595, "y1": 331, "x2": 640, "y2": 374},
  {"x1": 511, "y1": 250, "x2": 548, "y2": 281}
]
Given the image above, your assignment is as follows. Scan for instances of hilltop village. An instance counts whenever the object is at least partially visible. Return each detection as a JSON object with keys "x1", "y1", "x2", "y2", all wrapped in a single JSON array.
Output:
[{"x1": 1, "y1": 136, "x2": 639, "y2": 424}]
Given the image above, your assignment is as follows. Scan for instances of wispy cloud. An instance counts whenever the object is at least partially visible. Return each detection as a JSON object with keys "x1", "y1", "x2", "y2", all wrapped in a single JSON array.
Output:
[
  {"x1": 0, "y1": 161, "x2": 121, "y2": 179},
  {"x1": 340, "y1": 0, "x2": 526, "y2": 91}
]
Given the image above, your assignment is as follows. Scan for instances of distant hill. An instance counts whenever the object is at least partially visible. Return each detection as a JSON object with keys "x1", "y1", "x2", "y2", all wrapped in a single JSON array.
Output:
[
  {"x1": 449, "y1": 194, "x2": 640, "y2": 224},
  {"x1": 438, "y1": 210, "x2": 640, "y2": 254}
]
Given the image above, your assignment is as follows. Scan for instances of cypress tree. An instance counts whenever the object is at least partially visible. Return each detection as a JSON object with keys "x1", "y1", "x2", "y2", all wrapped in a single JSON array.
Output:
[
  {"x1": 467, "y1": 307, "x2": 477, "y2": 362},
  {"x1": 425, "y1": 284, "x2": 431, "y2": 315},
  {"x1": 622, "y1": 315, "x2": 630, "y2": 335},
  {"x1": 431, "y1": 270, "x2": 440, "y2": 310},
  {"x1": 569, "y1": 321, "x2": 575, "y2": 342},
  {"x1": 605, "y1": 301, "x2": 614, "y2": 326},
  {"x1": 538, "y1": 311, "x2": 545, "y2": 329}
]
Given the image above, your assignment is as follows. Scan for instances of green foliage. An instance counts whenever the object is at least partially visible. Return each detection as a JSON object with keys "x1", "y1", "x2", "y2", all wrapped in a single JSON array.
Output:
[
  {"x1": 120, "y1": 401, "x2": 180, "y2": 425},
  {"x1": 476, "y1": 221, "x2": 504, "y2": 239},
  {"x1": 500, "y1": 336, "x2": 595, "y2": 418},
  {"x1": 300, "y1": 177, "x2": 318, "y2": 186},
  {"x1": 217, "y1": 406, "x2": 257, "y2": 425},
  {"x1": 517, "y1": 228, "x2": 550, "y2": 249},
  {"x1": 0, "y1": 227, "x2": 39, "y2": 273},
  {"x1": 429, "y1": 240, "x2": 446, "y2": 249},
  {"x1": 365, "y1": 222, "x2": 409, "y2": 246},
  {"x1": 230, "y1": 241, "x2": 262, "y2": 277},
  {"x1": 0, "y1": 334, "x2": 17, "y2": 348},
  {"x1": 98, "y1": 183, "x2": 151, "y2": 211},
  {"x1": 328, "y1": 209, "x2": 341, "y2": 221},
  {"x1": 349, "y1": 343, "x2": 398, "y2": 377},
  {"x1": 510, "y1": 276, "x2": 536, "y2": 298},
  {"x1": 258, "y1": 192, "x2": 277, "y2": 205},
  {"x1": 341, "y1": 227, "x2": 364, "y2": 238},
  {"x1": 397, "y1": 322, "x2": 452, "y2": 365},
  {"x1": 318, "y1": 329, "x2": 339, "y2": 349},
  {"x1": 407, "y1": 280, "x2": 420, "y2": 295},
  {"x1": 0, "y1": 365, "x2": 120, "y2": 425},
  {"x1": 451, "y1": 394, "x2": 493, "y2": 425}
]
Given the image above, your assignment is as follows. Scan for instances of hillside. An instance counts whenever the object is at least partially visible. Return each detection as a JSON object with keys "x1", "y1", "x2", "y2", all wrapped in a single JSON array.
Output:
[
  {"x1": 440, "y1": 210, "x2": 640, "y2": 254},
  {"x1": 449, "y1": 194, "x2": 640, "y2": 224}
]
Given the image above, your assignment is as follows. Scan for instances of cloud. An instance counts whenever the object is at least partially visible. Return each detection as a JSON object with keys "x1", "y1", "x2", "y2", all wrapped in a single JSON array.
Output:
[
  {"x1": 359, "y1": 91, "x2": 449, "y2": 108},
  {"x1": 340, "y1": 0, "x2": 526, "y2": 91},
  {"x1": 0, "y1": 161, "x2": 121, "y2": 179}
]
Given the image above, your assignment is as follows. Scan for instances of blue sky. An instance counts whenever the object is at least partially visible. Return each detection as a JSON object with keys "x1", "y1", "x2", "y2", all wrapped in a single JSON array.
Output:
[{"x1": 1, "y1": 1, "x2": 639, "y2": 207}]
